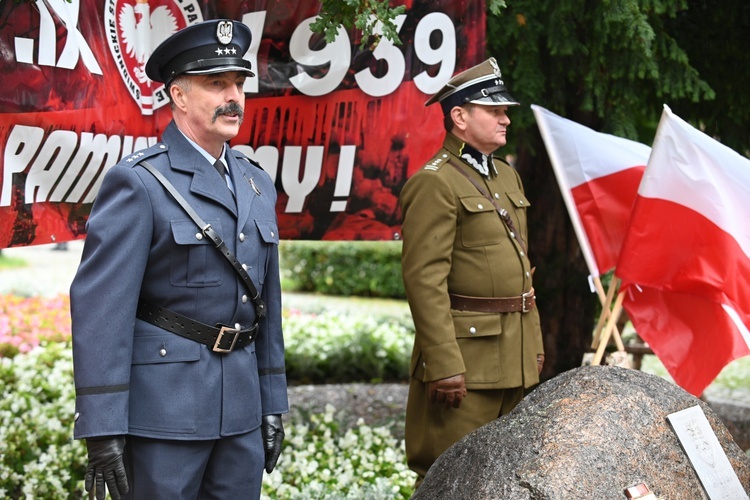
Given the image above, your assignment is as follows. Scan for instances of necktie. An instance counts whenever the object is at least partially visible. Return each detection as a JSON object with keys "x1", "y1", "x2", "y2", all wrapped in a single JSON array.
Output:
[
  {"x1": 213, "y1": 159, "x2": 235, "y2": 196},
  {"x1": 213, "y1": 159, "x2": 226, "y2": 177}
]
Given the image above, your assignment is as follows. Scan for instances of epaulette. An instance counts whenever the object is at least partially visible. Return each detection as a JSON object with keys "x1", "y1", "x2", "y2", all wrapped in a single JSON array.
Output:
[
  {"x1": 422, "y1": 148, "x2": 451, "y2": 172},
  {"x1": 121, "y1": 142, "x2": 169, "y2": 168},
  {"x1": 231, "y1": 149, "x2": 265, "y2": 172}
]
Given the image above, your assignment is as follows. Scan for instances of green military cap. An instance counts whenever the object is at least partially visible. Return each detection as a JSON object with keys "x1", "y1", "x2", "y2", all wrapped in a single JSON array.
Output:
[{"x1": 425, "y1": 57, "x2": 519, "y2": 115}]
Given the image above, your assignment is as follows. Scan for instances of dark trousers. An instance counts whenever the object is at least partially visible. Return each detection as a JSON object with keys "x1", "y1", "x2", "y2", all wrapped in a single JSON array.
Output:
[{"x1": 123, "y1": 427, "x2": 264, "y2": 499}]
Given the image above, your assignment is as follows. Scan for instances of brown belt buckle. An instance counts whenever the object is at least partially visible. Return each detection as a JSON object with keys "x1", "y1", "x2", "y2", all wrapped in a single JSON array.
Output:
[
  {"x1": 522, "y1": 290, "x2": 534, "y2": 313},
  {"x1": 213, "y1": 325, "x2": 240, "y2": 353}
]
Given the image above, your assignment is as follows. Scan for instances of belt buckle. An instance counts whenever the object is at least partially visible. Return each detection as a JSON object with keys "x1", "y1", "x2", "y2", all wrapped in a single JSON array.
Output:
[
  {"x1": 522, "y1": 290, "x2": 534, "y2": 313},
  {"x1": 213, "y1": 325, "x2": 240, "y2": 353}
]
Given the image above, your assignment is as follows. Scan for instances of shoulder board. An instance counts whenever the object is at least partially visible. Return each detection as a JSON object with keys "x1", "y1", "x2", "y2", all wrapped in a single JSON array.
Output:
[
  {"x1": 121, "y1": 142, "x2": 168, "y2": 168},
  {"x1": 422, "y1": 148, "x2": 451, "y2": 172},
  {"x1": 231, "y1": 149, "x2": 265, "y2": 171}
]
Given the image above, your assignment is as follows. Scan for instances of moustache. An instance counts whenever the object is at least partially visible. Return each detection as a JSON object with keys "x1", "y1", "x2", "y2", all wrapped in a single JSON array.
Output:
[{"x1": 212, "y1": 102, "x2": 244, "y2": 124}]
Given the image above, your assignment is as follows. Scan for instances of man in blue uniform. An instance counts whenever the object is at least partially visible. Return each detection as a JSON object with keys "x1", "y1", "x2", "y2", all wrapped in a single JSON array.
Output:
[{"x1": 70, "y1": 19, "x2": 288, "y2": 499}]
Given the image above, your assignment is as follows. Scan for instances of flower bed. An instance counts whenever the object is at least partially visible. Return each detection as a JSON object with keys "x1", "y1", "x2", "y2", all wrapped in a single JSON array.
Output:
[{"x1": 0, "y1": 294, "x2": 416, "y2": 498}]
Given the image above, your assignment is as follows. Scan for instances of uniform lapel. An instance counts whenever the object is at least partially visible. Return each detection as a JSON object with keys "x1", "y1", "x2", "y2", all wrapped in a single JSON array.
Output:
[
  {"x1": 229, "y1": 153, "x2": 257, "y2": 229},
  {"x1": 164, "y1": 123, "x2": 238, "y2": 216}
]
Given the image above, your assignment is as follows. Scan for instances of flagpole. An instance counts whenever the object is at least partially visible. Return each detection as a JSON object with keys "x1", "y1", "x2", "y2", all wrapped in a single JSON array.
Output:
[
  {"x1": 532, "y1": 105, "x2": 600, "y2": 279},
  {"x1": 591, "y1": 276, "x2": 622, "y2": 349},
  {"x1": 592, "y1": 290, "x2": 626, "y2": 365},
  {"x1": 533, "y1": 105, "x2": 626, "y2": 363}
]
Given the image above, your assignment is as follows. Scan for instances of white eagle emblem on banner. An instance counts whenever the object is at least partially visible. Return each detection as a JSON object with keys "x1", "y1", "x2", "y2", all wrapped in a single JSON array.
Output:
[{"x1": 119, "y1": 2, "x2": 178, "y2": 83}]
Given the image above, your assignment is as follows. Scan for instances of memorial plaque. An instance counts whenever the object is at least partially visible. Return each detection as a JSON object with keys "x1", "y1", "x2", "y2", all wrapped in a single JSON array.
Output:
[{"x1": 667, "y1": 405, "x2": 749, "y2": 499}]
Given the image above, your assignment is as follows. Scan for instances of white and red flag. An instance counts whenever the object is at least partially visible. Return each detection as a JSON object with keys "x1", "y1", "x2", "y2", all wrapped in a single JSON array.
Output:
[
  {"x1": 532, "y1": 105, "x2": 651, "y2": 277},
  {"x1": 616, "y1": 105, "x2": 750, "y2": 396}
]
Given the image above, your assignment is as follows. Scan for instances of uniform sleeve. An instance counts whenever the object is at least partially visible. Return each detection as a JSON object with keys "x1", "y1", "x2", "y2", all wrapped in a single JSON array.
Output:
[
  {"x1": 400, "y1": 171, "x2": 466, "y2": 381},
  {"x1": 251, "y1": 168, "x2": 289, "y2": 416},
  {"x1": 70, "y1": 165, "x2": 153, "y2": 439}
]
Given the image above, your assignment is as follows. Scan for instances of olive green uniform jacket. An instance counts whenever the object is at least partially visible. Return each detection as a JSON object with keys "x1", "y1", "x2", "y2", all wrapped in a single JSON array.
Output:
[
  {"x1": 401, "y1": 132, "x2": 544, "y2": 388},
  {"x1": 400, "y1": 133, "x2": 544, "y2": 477}
]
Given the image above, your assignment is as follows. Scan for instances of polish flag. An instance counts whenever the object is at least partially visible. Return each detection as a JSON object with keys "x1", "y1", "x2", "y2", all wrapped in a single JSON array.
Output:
[
  {"x1": 616, "y1": 105, "x2": 750, "y2": 396},
  {"x1": 532, "y1": 105, "x2": 651, "y2": 277}
]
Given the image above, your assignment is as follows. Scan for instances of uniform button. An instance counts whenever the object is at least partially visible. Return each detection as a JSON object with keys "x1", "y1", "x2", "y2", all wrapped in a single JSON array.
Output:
[
  {"x1": 242, "y1": 295, "x2": 248, "y2": 303},
  {"x1": 74, "y1": 412, "x2": 80, "y2": 421},
  {"x1": 510, "y1": 231, "x2": 515, "y2": 238},
  {"x1": 159, "y1": 145, "x2": 166, "y2": 149},
  {"x1": 442, "y1": 154, "x2": 448, "y2": 158},
  {"x1": 526, "y1": 271, "x2": 531, "y2": 278},
  {"x1": 160, "y1": 348, "x2": 167, "y2": 357},
  {"x1": 195, "y1": 233, "x2": 203, "y2": 240},
  {"x1": 494, "y1": 193, "x2": 500, "y2": 199},
  {"x1": 519, "y1": 200, "x2": 524, "y2": 205},
  {"x1": 422, "y1": 362, "x2": 426, "y2": 368},
  {"x1": 239, "y1": 233, "x2": 246, "y2": 242},
  {"x1": 242, "y1": 263, "x2": 248, "y2": 271},
  {"x1": 478, "y1": 204, "x2": 484, "y2": 210},
  {"x1": 520, "y1": 251, "x2": 525, "y2": 257},
  {"x1": 271, "y1": 231, "x2": 275, "y2": 238},
  {"x1": 235, "y1": 323, "x2": 241, "y2": 329},
  {"x1": 469, "y1": 326, "x2": 477, "y2": 335}
]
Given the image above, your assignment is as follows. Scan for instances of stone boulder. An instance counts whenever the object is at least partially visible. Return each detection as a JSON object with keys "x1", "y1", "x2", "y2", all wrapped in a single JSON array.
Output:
[{"x1": 414, "y1": 365, "x2": 750, "y2": 499}]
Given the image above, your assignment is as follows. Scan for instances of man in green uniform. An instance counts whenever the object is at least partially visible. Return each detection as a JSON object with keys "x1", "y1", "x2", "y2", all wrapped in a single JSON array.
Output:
[{"x1": 400, "y1": 57, "x2": 545, "y2": 485}]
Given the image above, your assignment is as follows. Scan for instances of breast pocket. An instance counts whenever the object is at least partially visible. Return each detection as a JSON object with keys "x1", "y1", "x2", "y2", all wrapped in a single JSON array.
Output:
[
  {"x1": 459, "y1": 195, "x2": 502, "y2": 248},
  {"x1": 505, "y1": 191, "x2": 530, "y2": 231},
  {"x1": 453, "y1": 311, "x2": 503, "y2": 384},
  {"x1": 169, "y1": 219, "x2": 223, "y2": 287}
]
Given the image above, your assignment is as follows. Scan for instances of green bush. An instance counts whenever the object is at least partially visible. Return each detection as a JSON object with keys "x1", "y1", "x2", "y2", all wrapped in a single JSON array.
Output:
[
  {"x1": 284, "y1": 310, "x2": 413, "y2": 384},
  {"x1": 280, "y1": 241, "x2": 405, "y2": 299}
]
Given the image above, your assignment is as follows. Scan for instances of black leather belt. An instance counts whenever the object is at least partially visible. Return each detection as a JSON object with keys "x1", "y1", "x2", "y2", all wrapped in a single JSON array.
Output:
[{"x1": 136, "y1": 299, "x2": 258, "y2": 353}]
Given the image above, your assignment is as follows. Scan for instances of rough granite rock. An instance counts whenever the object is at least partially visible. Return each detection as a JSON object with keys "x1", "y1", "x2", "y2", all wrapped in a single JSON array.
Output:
[{"x1": 414, "y1": 365, "x2": 750, "y2": 499}]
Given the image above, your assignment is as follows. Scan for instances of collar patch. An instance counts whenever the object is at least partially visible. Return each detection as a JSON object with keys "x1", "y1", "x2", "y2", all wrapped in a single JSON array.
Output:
[{"x1": 458, "y1": 142, "x2": 497, "y2": 177}]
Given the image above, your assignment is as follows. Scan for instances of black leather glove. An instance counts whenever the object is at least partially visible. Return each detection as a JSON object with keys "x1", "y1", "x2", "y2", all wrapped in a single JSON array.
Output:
[
  {"x1": 84, "y1": 436, "x2": 128, "y2": 500},
  {"x1": 261, "y1": 415, "x2": 284, "y2": 473}
]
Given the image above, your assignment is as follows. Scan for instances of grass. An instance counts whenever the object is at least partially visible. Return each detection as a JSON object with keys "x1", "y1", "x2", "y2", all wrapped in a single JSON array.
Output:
[
  {"x1": 641, "y1": 354, "x2": 750, "y2": 392},
  {"x1": 0, "y1": 254, "x2": 26, "y2": 270}
]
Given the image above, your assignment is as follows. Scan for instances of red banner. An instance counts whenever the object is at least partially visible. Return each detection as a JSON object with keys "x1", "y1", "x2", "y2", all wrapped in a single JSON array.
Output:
[{"x1": 0, "y1": 0, "x2": 485, "y2": 247}]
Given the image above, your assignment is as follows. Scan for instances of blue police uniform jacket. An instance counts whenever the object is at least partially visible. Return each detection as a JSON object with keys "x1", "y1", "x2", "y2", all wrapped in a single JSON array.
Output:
[{"x1": 71, "y1": 121, "x2": 289, "y2": 440}]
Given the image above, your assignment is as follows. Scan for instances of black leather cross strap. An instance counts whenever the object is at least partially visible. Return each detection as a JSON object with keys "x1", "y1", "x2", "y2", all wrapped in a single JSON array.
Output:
[
  {"x1": 139, "y1": 160, "x2": 266, "y2": 319},
  {"x1": 136, "y1": 299, "x2": 258, "y2": 353}
]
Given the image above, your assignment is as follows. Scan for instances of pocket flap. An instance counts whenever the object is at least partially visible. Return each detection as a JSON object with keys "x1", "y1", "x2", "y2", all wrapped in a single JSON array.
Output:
[
  {"x1": 459, "y1": 196, "x2": 496, "y2": 214},
  {"x1": 255, "y1": 220, "x2": 280, "y2": 244},
  {"x1": 452, "y1": 312, "x2": 502, "y2": 338},
  {"x1": 170, "y1": 220, "x2": 222, "y2": 245},
  {"x1": 506, "y1": 191, "x2": 530, "y2": 209},
  {"x1": 132, "y1": 334, "x2": 201, "y2": 365}
]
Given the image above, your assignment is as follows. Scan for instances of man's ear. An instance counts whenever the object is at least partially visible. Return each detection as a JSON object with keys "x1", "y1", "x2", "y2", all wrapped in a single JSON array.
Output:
[
  {"x1": 170, "y1": 84, "x2": 188, "y2": 112},
  {"x1": 450, "y1": 106, "x2": 468, "y2": 131}
]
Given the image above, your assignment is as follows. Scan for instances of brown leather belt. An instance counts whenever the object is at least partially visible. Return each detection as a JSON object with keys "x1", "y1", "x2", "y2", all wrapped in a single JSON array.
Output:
[
  {"x1": 136, "y1": 299, "x2": 258, "y2": 353},
  {"x1": 449, "y1": 290, "x2": 536, "y2": 313}
]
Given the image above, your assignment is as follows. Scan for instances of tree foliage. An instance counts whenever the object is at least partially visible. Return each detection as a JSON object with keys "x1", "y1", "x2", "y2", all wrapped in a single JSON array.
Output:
[
  {"x1": 310, "y1": 0, "x2": 506, "y2": 46},
  {"x1": 310, "y1": 0, "x2": 406, "y2": 47}
]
